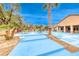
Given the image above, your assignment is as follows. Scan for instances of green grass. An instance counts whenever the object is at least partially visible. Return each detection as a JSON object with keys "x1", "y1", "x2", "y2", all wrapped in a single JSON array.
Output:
[{"x1": 0, "y1": 24, "x2": 9, "y2": 30}]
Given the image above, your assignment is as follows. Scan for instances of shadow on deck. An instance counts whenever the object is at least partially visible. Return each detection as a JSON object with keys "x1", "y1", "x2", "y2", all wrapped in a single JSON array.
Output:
[
  {"x1": 37, "y1": 48, "x2": 64, "y2": 56},
  {"x1": 21, "y1": 38, "x2": 48, "y2": 42},
  {"x1": 48, "y1": 35, "x2": 79, "y2": 53}
]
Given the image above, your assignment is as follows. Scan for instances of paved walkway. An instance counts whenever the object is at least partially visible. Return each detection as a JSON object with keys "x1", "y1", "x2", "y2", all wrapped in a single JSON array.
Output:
[{"x1": 0, "y1": 36, "x2": 20, "y2": 56}]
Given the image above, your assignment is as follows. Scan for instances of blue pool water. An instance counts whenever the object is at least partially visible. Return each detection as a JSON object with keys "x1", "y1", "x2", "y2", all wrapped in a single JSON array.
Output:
[{"x1": 9, "y1": 32, "x2": 79, "y2": 56}]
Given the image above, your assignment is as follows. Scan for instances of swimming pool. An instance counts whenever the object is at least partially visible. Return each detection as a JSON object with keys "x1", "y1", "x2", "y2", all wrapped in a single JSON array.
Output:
[{"x1": 9, "y1": 32, "x2": 79, "y2": 56}]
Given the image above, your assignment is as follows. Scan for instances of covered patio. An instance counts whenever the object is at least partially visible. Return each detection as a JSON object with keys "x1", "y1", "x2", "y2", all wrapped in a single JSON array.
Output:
[
  {"x1": 54, "y1": 14, "x2": 79, "y2": 33},
  {"x1": 56, "y1": 25, "x2": 79, "y2": 33}
]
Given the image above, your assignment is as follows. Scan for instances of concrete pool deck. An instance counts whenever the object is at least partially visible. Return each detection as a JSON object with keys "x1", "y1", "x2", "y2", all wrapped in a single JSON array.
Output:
[
  {"x1": 0, "y1": 36, "x2": 20, "y2": 56},
  {"x1": 48, "y1": 35, "x2": 79, "y2": 53}
]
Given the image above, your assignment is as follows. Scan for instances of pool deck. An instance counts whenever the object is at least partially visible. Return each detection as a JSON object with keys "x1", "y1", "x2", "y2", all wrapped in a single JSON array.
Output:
[
  {"x1": 9, "y1": 32, "x2": 79, "y2": 56},
  {"x1": 0, "y1": 36, "x2": 20, "y2": 56},
  {"x1": 48, "y1": 34, "x2": 79, "y2": 53}
]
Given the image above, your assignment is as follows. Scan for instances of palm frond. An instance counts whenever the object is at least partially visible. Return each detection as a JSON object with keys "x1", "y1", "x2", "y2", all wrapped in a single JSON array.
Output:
[
  {"x1": 10, "y1": 3, "x2": 20, "y2": 11},
  {"x1": 51, "y1": 3, "x2": 58, "y2": 8},
  {"x1": 43, "y1": 3, "x2": 58, "y2": 10},
  {"x1": 54, "y1": 3, "x2": 58, "y2": 7},
  {"x1": 43, "y1": 4, "x2": 48, "y2": 9},
  {"x1": 14, "y1": 4, "x2": 20, "y2": 11},
  {"x1": 0, "y1": 4, "x2": 5, "y2": 18}
]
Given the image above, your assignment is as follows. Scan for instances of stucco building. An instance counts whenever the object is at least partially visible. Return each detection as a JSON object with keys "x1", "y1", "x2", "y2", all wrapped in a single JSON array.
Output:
[{"x1": 54, "y1": 14, "x2": 79, "y2": 33}]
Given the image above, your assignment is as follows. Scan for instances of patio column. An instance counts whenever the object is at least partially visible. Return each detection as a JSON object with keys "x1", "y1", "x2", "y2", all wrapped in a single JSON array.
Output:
[
  {"x1": 58, "y1": 27, "x2": 61, "y2": 32},
  {"x1": 64, "y1": 26, "x2": 66, "y2": 32},
  {"x1": 58, "y1": 26, "x2": 60, "y2": 32},
  {"x1": 70, "y1": 25, "x2": 73, "y2": 33},
  {"x1": 56, "y1": 27, "x2": 59, "y2": 32}
]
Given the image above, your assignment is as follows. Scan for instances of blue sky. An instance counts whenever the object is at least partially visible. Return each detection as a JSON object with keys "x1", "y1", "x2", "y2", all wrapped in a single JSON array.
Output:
[{"x1": 5, "y1": 3, "x2": 79, "y2": 25}]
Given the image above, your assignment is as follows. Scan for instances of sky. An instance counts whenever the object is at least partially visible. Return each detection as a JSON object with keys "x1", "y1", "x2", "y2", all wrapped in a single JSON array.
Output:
[{"x1": 5, "y1": 3, "x2": 79, "y2": 25}]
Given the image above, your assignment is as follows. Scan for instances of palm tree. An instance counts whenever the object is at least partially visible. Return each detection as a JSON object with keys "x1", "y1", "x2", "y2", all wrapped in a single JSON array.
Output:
[
  {"x1": 0, "y1": 4, "x2": 6, "y2": 24},
  {"x1": 6, "y1": 3, "x2": 20, "y2": 24},
  {"x1": 43, "y1": 3, "x2": 58, "y2": 35}
]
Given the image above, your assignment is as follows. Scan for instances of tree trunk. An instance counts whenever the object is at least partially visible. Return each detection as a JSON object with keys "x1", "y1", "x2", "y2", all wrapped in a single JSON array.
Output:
[
  {"x1": 6, "y1": 9, "x2": 13, "y2": 24},
  {"x1": 48, "y1": 3, "x2": 52, "y2": 35},
  {"x1": 11, "y1": 28, "x2": 16, "y2": 39}
]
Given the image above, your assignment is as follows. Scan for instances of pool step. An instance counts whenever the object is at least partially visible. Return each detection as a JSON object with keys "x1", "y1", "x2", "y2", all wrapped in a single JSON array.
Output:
[{"x1": 48, "y1": 35, "x2": 79, "y2": 53}]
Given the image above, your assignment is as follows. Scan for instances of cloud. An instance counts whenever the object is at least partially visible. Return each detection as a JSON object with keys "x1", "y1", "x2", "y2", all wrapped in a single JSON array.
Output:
[{"x1": 20, "y1": 13, "x2": 48, "y2": 19}]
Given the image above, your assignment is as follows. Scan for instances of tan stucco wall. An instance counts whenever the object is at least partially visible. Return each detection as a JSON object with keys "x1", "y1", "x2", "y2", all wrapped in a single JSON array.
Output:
[{"x1": 57, "y1": 15, "x2": 79, "y2": 26}]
